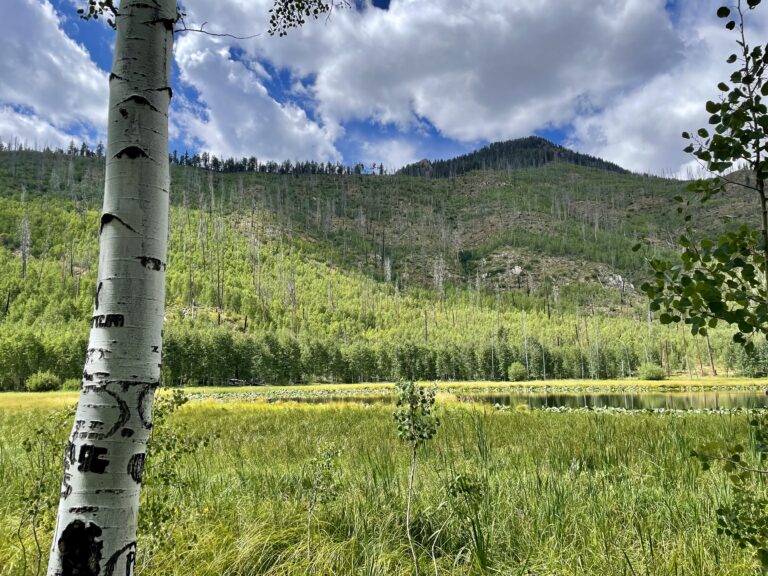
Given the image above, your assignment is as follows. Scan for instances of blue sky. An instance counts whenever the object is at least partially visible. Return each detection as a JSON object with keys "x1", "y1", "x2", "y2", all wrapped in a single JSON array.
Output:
[{"x1": 3, "y1": 0, "x2": 768, "y2": 175}]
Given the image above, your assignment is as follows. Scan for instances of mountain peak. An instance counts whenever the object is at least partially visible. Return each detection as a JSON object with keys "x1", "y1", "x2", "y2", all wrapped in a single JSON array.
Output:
[{"x1": 399, "y1": 136, "x2": 628, "y2": 177}]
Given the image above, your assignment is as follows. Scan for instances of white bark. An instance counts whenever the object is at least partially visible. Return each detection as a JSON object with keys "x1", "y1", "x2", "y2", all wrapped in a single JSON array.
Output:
[{"x1": 47, "y1": 1, "x2": 174, "y2": 574}]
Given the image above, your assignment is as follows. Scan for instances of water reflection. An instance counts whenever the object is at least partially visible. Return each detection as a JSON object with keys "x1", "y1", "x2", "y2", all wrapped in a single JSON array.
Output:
[
  {"x1": 264, "y1": 390, "x2": 768, "y2": 410},
  {"x1": 457, "y1": 391, "x2": 768, "y2": 410}
]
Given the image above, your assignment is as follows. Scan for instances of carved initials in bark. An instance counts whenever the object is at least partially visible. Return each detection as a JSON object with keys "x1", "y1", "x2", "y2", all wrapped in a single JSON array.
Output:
[
  {"x1": 91, "y1": 314, "x2": 125, "y2": 328},
  {"x1": 103, "y1": 542, "x2": 137, "y2": 576},
  {"x1": 49, "y1": 0, "x2": 174, "y2": 572},
  {"x1": 77, "y1": 445, "x2": 110, "y2": 474}
]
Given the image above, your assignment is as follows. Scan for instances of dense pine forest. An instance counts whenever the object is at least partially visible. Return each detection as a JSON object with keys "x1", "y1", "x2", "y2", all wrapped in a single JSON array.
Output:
[{"x1": 0, "y1": 140, "x2": 764, "y2": 389}]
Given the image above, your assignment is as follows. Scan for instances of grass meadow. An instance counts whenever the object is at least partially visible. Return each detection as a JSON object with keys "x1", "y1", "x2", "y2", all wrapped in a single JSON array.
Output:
[{"x1": 0, "y1": 385, "x2": 762, "y2": 575}]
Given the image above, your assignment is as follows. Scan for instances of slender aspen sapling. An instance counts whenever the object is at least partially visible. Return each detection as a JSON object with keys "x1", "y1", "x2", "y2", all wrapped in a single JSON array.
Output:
[{"x1": 393, "y1": 381, "x2": 440, "y2": 576}]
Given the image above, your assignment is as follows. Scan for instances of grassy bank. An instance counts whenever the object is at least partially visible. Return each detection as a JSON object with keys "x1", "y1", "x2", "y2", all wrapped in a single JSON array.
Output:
[
  {"x1": 3, "y1": 376, "x2": 765, "y2": 409},
  {"x1": 0, "y1": 389, "x2": 761, "y2": 575}
]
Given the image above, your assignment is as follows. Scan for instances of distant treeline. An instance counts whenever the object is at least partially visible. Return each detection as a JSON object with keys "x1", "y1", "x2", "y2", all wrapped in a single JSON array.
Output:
[
  {"x1": 398, "y1": 136, "x2": 629, "y2": 178},
  {"x1": 1, "y1": 323, "x2": 760, "y2": 390},
  {"x1": 2, "y1": 135, "x2": 629, "y2": 179},
  {"x1": 0, "y1": 137, "x2": 381, "y2": 176},
  {"x1": 168, "y1": 151, "x2": 375, "y2": 176},
  {"x1": 0, "y1": 324, "x2": 651, "y2": 389}
]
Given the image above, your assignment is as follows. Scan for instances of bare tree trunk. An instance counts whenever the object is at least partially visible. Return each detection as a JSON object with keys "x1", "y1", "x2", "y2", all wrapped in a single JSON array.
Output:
[
  {"x1": 522, "y1": 312, "x2": 529, "y2": 378},
  {"x1": 20, "y1": 216, "x2": 30, "y2": 281},
  {"x1": 47, "y1": 2, "x2": 174, "y2": 574},
  {"x1": 706, "y1": 332, "x2": 717, "y2": 376},
  {"x1": 406, "y1": 443, "x2": 419, "y2": 576}
]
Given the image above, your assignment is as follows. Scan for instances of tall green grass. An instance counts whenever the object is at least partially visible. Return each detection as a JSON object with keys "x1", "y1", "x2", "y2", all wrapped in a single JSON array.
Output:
[{"x1": 0, "y1": 398, "x2": 758, "y2": 575}]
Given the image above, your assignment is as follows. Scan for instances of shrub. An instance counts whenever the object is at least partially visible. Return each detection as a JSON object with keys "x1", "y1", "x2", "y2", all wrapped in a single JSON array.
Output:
[
  {"x1": 25, "y1": 371, "x2": 62, "y2": 392},
  {"x1": 731, "y1": 341, "x2": 768, "y2": 377},
  {"x1": 62, "y1": 378, "x2": 81, "y2": 391},
  {"x1": 508, "y1": 361, "x2": 528, "y2": 382},
  {"x1": 637, "y1": 363, "x2": 666, "y2": 381}
]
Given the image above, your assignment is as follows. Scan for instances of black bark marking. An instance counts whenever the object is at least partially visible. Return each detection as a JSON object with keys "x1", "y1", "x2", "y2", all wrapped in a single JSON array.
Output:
[
  {"x1": 119, "y1": 107, "x2": 129, "y2": 118},
  {"x1": 151, "y1": 345, "x2": 159, "y2": 353},
  {"x1": 91, "y1": 314, "x2": 125, "y2": 328},
  {"x1": 68, "y1": 506, "x2": 99, "y2": 514},
  {"x1": 86, "y1": 347, "x2": 111, "y2": 362},
  {"x1": 101, "y1": 213, "x2": 138, "y2": 234},
  {"x1": 137, "y1": 383, "x2": 158, "y2": 429},
  {"x1": 97, "y1": 385, "x2": 131, "y2": 440},
  {"x1": 95, "y1": 282, "x2": 103, "y2": 310},
  {"x1": 136, "y1": 256, "x2": 166, "y2": 271},
  {"x1": 118, "y1": 94, "x2": 160, "y2": 113},
  {"x1": 114, "y1": 146, "x2": 148, "y2": 159},
  {"x1": 121, "y1": 428, "x2": 134, "y2": 438},
  {"x1": 109, "y1": 72, "x2": 126, "y2": 82},
  {"x1": 77, "y1": 445, "x2": 110, "y2": 474},
  {"x1": 58, "y1": 520, "x2": 102, "y2": 576},
  {"x1": 61, "y1": 439, "x2": 75, "y2": 498},
  {"x1": 104, "y1": 541, "x2": 137, "y2": 576},
  {"x1": 83, "y1": 371, "x2": 94, "y2": 381},
  {"x1": 61, "y1": 473, "x2": 73, "y2": 499},
  {"x1": 95, "y1": 488, "x2": 125, "y2": 495},
  {"x1": 64, "y1": 440, "x2": 76, "y2": 465},
  {"x1": 155, "y1": 85, "x2": 173, "y2": 98},
  {"x1": 127, "y1": 453, "x2": 146, "y2": 484}
]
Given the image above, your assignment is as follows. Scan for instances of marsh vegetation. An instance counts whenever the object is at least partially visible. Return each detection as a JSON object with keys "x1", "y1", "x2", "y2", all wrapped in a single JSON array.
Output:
[{"x1": 1, "y1": 385, "x2": 764, "y2": 575}]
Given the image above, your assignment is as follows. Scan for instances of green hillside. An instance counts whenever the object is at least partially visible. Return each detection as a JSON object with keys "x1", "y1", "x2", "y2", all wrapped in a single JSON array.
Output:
[
  {"x1": 398, "y1": 136, "x2": 629, "y2": 177},
  {"x1": 0, "y1": 144, "x2": 759, "y2": 389}
]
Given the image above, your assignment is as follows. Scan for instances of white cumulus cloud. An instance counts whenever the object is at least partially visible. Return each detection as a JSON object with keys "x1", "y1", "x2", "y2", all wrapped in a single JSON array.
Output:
[
  {"x1": 176, "y1": 0, "x2": 689, "y2": 167},
  {"x1": 173, "y1": 33, "x2": 341, "y2": 162},
  {"x1": 568, "y1": 1, "x2": 768, "y2": 176},
  {"x1": 6, "y1": 0, "x2": 768, "y2": 175},
  {"x1": 0, "y1": 0, "x2": 108, "y2": 147}
]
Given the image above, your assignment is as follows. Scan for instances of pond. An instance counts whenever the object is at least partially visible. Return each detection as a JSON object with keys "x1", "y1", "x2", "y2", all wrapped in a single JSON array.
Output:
[
  {"x1": 457, "y1": 390, "x2": 768, "y2": 410},
  {"x1": 193, "y1": 386, "x2": 768, "y2": 411}
]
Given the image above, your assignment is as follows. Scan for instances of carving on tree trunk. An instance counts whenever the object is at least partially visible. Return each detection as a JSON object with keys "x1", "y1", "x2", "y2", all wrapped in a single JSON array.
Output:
[{"x1": 47, "y1": 1, "x2": 175, "y2": 574}]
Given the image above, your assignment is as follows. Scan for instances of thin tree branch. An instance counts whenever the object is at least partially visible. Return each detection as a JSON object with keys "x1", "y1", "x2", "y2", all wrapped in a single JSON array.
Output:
[
  {"x1": 173, "y1": 18, "x2": 261, "y2": 39},
  {"x1": 708, "y1": 455, "x2": 768, "y2": 476}
]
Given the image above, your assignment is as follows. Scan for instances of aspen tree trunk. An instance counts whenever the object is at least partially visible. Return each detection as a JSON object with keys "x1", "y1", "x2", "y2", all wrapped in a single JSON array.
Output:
[{"x1": 47, "y1": 1, "x2": 174, "y2": 574}]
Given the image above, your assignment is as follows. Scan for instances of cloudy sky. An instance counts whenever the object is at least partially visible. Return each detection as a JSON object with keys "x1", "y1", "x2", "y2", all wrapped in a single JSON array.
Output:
[{"x1": 3, "y1": 0, "x2": 768, "y2": 175}]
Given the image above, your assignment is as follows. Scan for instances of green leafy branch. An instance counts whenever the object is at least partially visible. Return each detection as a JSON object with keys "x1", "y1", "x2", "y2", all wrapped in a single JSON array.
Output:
[
  {"x1": 692, "y1": 415, "x2": 768, "y2": 570},
  {"x1": 268, "y1": 0, "x2": 351, "y2": 37},
  {"x1": 641, "y1": 0, "x2": 768, "y2": 353}
]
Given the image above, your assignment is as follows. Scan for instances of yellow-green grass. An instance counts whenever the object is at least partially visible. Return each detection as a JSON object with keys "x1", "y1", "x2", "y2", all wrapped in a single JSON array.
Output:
[
  {"x1": 0, "y1": 391, "x2": 79, "y2": 410},
  {"x1": 3, "y1": 376, "x2": 764, "y2": 411},
  {"x1": 1, "y1": 394, "x2": 762, "y2": 575},
  {"x1": 2, "y1": 376, "x2": 764, "y2": 410},
  {"x1": 190, "y1": 375, "x2": 767, "y2": 395}
]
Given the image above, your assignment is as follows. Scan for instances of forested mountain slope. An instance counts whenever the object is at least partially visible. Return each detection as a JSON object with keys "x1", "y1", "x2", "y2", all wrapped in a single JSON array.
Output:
[
  {"x1": 0, "y1": 145, "x2": 761, "y2": 388},
  {"x1": 398, "y1": 136, "x2": 629, "y2": 177}
]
